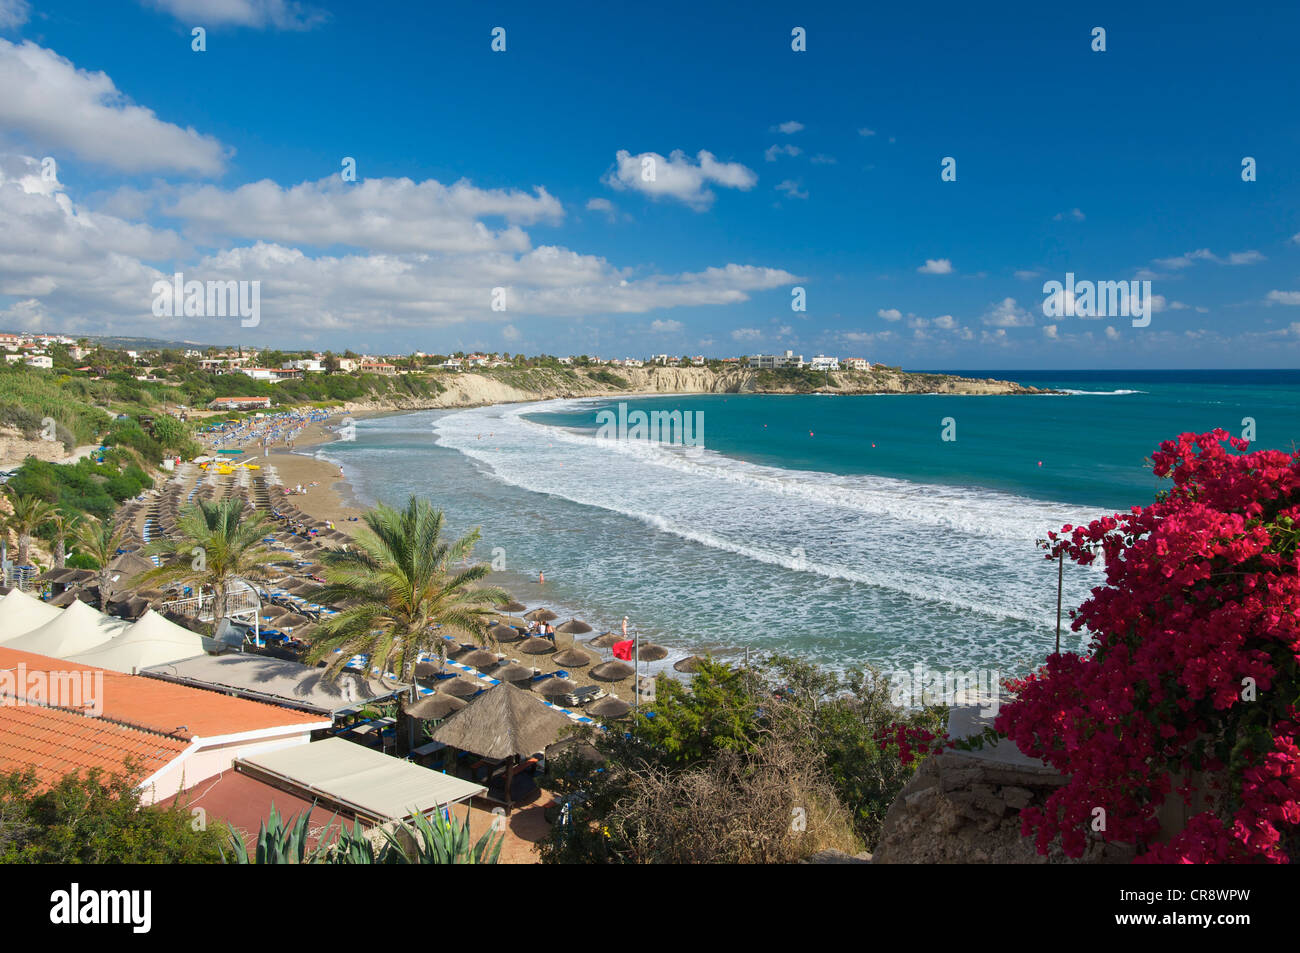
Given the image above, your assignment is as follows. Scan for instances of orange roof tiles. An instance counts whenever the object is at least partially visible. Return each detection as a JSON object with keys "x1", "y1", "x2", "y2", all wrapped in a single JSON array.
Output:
[
  {"x1": 0, "y1": 703, "x2": 188, "y2": 789},
  {"x1": 0, "y1": 648, "x2": 326, "y2": 740}
]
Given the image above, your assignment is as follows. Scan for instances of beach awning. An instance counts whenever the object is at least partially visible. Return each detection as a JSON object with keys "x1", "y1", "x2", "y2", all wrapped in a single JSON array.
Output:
[
  {"x1": 2, "y1": 599, "x2": 127, "y2": 657},
  {"x1": 66, "y1": 609, "x2": 208, "y2": 673},
  {"x1": 236, "y1": 737, "x2": 485, "y2": 823},
  {"x1": 0, "y1": 588, "x2": 63, "y2": 641}
]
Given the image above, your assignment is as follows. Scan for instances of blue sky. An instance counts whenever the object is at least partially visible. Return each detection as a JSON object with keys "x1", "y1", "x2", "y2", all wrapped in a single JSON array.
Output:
[{"x1": 2, "y1": 0, "x2": 1299, "y2": 367}]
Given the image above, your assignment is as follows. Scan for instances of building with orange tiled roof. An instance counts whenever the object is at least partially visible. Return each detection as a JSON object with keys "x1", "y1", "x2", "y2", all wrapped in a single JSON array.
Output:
[
  {"x1": 0, "y1": 703, "x2": 189, "y2": 792},
  {"x1": 0, "y1": 647, "x2": 331, "y2": 804}
]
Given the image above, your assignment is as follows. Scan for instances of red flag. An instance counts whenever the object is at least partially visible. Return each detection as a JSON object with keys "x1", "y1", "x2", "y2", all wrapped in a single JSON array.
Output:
[{"x1": 612, "y1": 639, "x2": 634, "y2": 661}]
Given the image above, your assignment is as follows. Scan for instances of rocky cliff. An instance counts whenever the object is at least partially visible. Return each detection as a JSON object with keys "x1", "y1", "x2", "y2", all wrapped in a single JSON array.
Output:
[{"x1": 335, "y1": 365, "x2": 1049, "y2": 415}]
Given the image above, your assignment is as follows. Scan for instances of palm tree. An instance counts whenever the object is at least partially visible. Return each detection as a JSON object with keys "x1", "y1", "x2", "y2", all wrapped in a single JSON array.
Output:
[
  {"x1": 141, "y1": 498, "x2": 277, "y2": 623},
  {"x1": 48, "y1": 511, "x2": 80, "y2": 569},
  {"x1": 305, "y1": 496, "x2": 507, "y2": 681},
  {"x1": 4, "y1": 492, "x2": 54, "y2": 566},
  {"x1": 74, "y1": 517, "x2": 127, "y2": 609}
]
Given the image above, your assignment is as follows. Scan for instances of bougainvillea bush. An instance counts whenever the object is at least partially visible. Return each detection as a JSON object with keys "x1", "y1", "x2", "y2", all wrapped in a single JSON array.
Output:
[{"x1": 996, "y1": 430, "x2": 1300, "y2": 863}]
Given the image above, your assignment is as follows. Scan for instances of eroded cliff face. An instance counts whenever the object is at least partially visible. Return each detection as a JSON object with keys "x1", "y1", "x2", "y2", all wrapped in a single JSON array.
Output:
[{"x1": 335, "y1": 365, "x2": 1045, "y2": 415}]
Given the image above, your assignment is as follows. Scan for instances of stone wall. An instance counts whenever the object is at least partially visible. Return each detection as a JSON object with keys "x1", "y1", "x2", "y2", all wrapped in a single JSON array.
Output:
[{"x1": 872, "y1": 706, "x2": 1136, "y2": 864}]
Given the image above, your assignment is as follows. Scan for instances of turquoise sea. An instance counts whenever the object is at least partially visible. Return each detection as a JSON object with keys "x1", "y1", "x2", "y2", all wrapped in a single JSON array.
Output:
[{"x1": 314, "y1": 370, "x2": 1300, "y2": 681}]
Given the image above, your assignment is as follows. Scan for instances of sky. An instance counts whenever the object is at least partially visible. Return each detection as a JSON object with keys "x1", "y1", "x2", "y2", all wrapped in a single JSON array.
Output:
[{"x1": 2, "y1": 0, "x2": 1299, "y2": 368}]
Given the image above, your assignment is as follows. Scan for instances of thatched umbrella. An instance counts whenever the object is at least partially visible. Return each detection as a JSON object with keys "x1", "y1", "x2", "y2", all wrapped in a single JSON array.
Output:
[
  {"x1": 460, "y1": 649, "x2": 500, "y2": 670},
  {"x1": 429, "y1": 683, "x2": 577, "y2": 812},
  {"x1": 38, "y1": 567, "x2": 76, "y2": 584},
  {"x1": 494, "y1": 663, "x2": 535, "y2": 683},
  {"x1": 674, "y1": 655, "x2": 705, "y2": 673},
  {"x1": 404, "y1": 693, "x2": 467, "y2": 721},
  {"x1": 552, "y1": 645, "x2": 595, "y2": 668},
  {"x1": 518, "y1": 637, "x2": 555, "y2": 656},
  {"x1": 589, "y1": 631, "x2": 622, "y2": 649},
  {"x1": 534, "y1": 677, "x2": 577, "y2": 699},
  {"x1": 488, "y1": 623, "x2": 524, "y2": 644},
  {"x1": 278, "y1": 612, "x2": 312, "y2": 630},
  {"x1": 637, "y1": 643, "x2": 668, "y2": 662},
  {"x1": 554, "y1": 618, "x2": 592, "y2": 635},
  {"x1": 109, "y1": 552, "x2": 156, "y2": 579},
  {"x1": 524, "y1": 608, "x2": 558, "y2": 623},
  {"x1": 498, "y1": 601, "x2": 526, "y2": 613},
  {"x1": 413, "y1": 660, "x2": 444, "y2": 680},
  {"x1": 591, "y1": 660, "x2": 634, "y2": 682},
  {"x1": 442, "y1": 676, "x2": 487, "y2": 699},
  {"x1": 588, "y1": 696, "x2": 633, "y2": 719}
]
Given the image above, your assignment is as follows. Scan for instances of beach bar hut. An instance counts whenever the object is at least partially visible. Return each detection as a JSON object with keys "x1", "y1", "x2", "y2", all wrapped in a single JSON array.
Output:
[{"x1": 430, "y1": 683, "x2": 575, "y2": 812}]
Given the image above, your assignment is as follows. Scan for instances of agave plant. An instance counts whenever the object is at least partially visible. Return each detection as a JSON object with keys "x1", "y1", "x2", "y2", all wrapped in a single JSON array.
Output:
[
  {"x1": 223, "y1": 805, "x2": 320, "y2": 864},
  {"x1": 380, "y1": 809, "x2": 505, "y2": 865},
  {"x1": 226, "y1": 804, "x2": 504, "y2": 864}
]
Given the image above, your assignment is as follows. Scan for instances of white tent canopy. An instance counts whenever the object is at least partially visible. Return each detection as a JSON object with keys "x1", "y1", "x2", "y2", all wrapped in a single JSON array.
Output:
[
  {"x1": 2, "y1": 599, "x2": 126, "y2": 657},
  {"x1": 0, "y1": 588, "x2": 63, "y2": 642},
  {"x1": 237, "y1": 738, "x2": 485, "y2": 824},
  {"x1": 67, "y1": 609, "x2": 208, "y2": 673}
]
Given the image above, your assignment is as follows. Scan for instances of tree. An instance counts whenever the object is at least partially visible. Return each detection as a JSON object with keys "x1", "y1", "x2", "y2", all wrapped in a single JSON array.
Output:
[
  {"x1": 47, "y1": 510, "x2": 79, "y2": 569},
  {"x1": 3, "y1": 491, "x2": 54, "y2": 566},
  {"x1": 304, "y1": 496, "x2": 506, "y2": 681},
  {"x1": 141, "y1": 498, "x2": 277, "y2": 623},
  {"x1": 0, "y1": 766, "x2": 226, "y2": 863},
  {"x1": 73, "y1": 516, "x2": 126, "y2": 609},
  {"x1": 998, "y1": 430, "x2": 1300, "y2": 863}
]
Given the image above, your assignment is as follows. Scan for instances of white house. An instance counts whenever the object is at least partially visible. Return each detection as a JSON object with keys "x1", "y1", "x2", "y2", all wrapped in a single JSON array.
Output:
[
  {"x1": 808, "y1": 355, "x2": 840, "y2": 371},
  {"x1": 747, "y1": 350, "x2": 804, "y2": 370}
]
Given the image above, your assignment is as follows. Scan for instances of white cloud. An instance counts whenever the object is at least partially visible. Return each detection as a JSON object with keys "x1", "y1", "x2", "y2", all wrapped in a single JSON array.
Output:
[
  {"x1": 1266, "y1": 290, "x2": 1300, "y2": 305},
  {"x1": 0, "y1": 0, "x2": 30, "y2": 29},
  {"x1": 0, "y1": 153, "x2": 799, "y2": 337},
  {"x1": 1013, "y1": 269, "x2": 1040, "y2": 280},
  {"x1": 585, "y1": 196, "x2": 620, "y2": 222},
  {"x1": 982, "y1": 297, "x2": 1034, "y2": 327},
  {"x1": 731, "y1": 327, "x2": 762, "y2": 341},
  {"x1": 932, "y1": 314, "x2": 956, "y2": 329},
  {"x1": 1052, "y1": 208, "x2": 1085, "y2": 222},
  {"x1": 650, "y1": 319, "x2": 683, "y2": 333},
  {"x1": 1042, "y1": 324, "x2": 1058, "y2": 339},
  {"x1": 166, "y1": 175, "x2": 563, "y2": 253},
  {"x1": 916, "y1": 258, "x2": 953, "y2": 275},
  {"x1": 775, "y1": 179, "x2": 807, "y2": 199},
  {"x1": 604, "y1": 149, "x2": 757, "y2": 210},
  {"x1": 765, "y1": 144, "x2": 802, "y2": 162},
  {"x1": 501, "y1": 324, "x2": 519, "y2": 341},
  {"x1": 773, "y1": 121, "x2": 804, "y2": 134},
  {"x1": 1152, "y1": 248, "x2": 1264, "y2": 270},
  {"x1": 877, "y1": 308, "x2": 902, "y2": 321},
  {"x1": 809, "y1": 154, "x2": 837, "y2": 165},
  {"x1": 141, "y1": 0, "x2": 328, "y2": 30},
  {"x1": 857, "y1": 128, "x2": 876, "y2": 137},
  {"x1": 0, "y1": 40, "x2": 228, "y2": 175}
]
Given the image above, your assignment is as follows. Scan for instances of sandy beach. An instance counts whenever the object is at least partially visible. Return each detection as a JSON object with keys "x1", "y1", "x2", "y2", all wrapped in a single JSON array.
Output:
[{"x1": 195, "y1": 405, "x2": 650, "y2": 715}]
